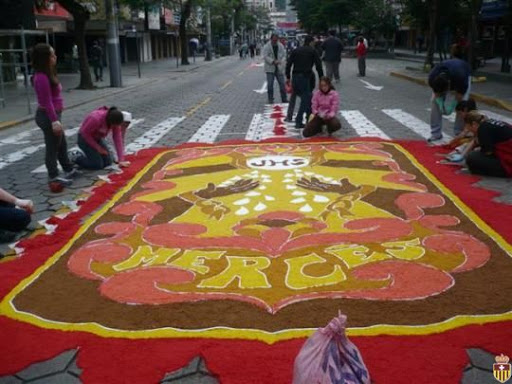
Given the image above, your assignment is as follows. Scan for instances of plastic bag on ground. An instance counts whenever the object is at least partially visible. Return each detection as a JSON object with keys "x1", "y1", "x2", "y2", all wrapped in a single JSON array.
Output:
[{"x1": 293, "y1": 311, "x2": 371, "y2": 384}]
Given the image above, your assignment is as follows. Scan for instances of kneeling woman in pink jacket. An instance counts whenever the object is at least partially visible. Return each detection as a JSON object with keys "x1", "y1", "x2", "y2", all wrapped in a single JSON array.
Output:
[
  {"x1": 303, "y1": 77, "x2": 342, "y2": 138},
  {"x1": 74, "y1": 106, "x2": 130, "y2": 170}
]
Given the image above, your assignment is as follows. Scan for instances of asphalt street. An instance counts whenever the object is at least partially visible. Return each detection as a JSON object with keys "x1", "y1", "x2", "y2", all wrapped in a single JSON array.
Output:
[{"x1": 1, "y1": 55, "x2": 511, "y2": 255}]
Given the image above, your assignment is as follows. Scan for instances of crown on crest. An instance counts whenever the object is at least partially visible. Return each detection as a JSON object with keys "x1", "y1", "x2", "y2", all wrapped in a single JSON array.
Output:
[{"x1": 495, "y1": 354, "x2": 510, "y2": 364}]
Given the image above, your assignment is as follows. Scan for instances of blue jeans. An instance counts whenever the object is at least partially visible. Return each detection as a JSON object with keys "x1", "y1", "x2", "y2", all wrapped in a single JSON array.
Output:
[
  {"x1": 292, "y1": 73, "x2": 312, "y2": 127},
  {"x1": 0, "y1": 201, "x2": 30, "y2": 232},
  {"x1": 287, "y1": 74, "x2": 315, "y2": 121},
  {"x1": 266, "y1": 72, "x2": 287, "y2": 103},
  {"x1": 76, "y1": 134, "x2": 113, "y2": 170},
  {"x1": 430, "y1": 77, "x2": 471, "y2": 138}
]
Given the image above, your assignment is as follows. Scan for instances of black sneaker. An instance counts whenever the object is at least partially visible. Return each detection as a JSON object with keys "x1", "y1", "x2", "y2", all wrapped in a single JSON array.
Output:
[
  {"x1": 284, "y1": 117, "x2": 293, "y2": 123},
  {"x1": 64, "y1": 168, "x2": 82, "y2": 179},
  {"x1": 427, "y1": 135, "x2": 443, "y2": 143}
]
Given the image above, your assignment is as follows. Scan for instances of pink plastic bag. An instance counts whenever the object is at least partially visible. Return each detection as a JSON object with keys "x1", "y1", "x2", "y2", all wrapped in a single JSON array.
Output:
[{"x1": 293, "y1": 312, "x2": 371, "y2": 384}]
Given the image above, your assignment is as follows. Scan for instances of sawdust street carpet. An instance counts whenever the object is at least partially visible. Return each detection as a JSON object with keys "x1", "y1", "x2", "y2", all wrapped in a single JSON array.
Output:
[{"x1": 1, "y1": 139, "x2": 511, "y2": 383}]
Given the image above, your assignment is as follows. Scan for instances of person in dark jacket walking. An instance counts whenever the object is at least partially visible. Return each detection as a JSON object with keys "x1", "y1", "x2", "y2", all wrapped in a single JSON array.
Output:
[
  {"x1": 286, "y1": 36, "x2": 324, "y2": 129},
  {"x1": 428, "y1": 58, "x2": 471, "y2": 142},
  {"x1": 321, "y1": 30, "x2": 343, "y2": 83},
  {"x1": 91, "y1": 41, "x2": 103, "y2": 82}
]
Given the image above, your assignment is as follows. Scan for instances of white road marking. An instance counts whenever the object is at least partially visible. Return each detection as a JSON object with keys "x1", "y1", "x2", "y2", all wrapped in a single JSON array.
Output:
[
  {"x1": 245, "y1": 113, "x2": 264, "y2": 141},
  {"x1": 340, "y1": 110, "x2": 389, "y2": 139},
  {"x1": 444, "y1": 113, "x2": 456, "y2": 123},
  {"x1": 254, "y1": 81, "x2": 268, "y2": 94},
  {"x1": 480, "y1": 110, "x2": 512, "y2": 125},
  {"x1": 0, "y1": 143, "x2": 45, "y2": 170},
  {"x1": 359, "y1": 79, "x2": 383, "y2": 91},
  {"x1": 0, "y1": 127, "x2": 39, "y2": 147},
  {"x1": 188, "y1": 115, "x2": 230, "y2": 143},
  {"x1": 125, "y1": 116, "x2": 184, "y2": 154},
  {"x1": 382, "y1": 109, "x2": 452, "y2": 140}
]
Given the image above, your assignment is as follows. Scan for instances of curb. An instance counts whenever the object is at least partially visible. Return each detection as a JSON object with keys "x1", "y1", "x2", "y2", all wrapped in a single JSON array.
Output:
[
  {"x1": 0, "y1": 57, "x2": 230, "y2": 132},
  {"x1": 390, "y1": 71, "x2": 512, "y2": 112}
]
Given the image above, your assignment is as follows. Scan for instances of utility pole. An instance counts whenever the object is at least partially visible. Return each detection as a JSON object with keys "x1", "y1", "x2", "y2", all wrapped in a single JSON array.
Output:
[
  {"x1": 230, "y1": 10, "x2": 235, "y2": 55},
  {"x1": 205, "y1": 0, "x2": 212, "y2": 61},
  {"x1": 105, "y1": 0, "x2": 122, "y2": 87}
]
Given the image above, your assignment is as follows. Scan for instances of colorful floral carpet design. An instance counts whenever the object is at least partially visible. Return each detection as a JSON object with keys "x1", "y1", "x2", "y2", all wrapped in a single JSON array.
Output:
[{"x1": 1, "y1": 139, "x2": 511, "y2": 384}]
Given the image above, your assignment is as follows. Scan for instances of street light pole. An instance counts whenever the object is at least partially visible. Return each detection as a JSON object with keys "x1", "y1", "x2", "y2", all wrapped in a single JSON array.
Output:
[
  {"x1": 205, "y1": 0, "x2": 212, "y2": 61},
  {"x1": 105, "y1": 0, "x2": 122, "y2": 87}
]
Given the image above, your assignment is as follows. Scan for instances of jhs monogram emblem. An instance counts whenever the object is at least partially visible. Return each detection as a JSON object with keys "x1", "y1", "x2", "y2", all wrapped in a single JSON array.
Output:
[{"x1": 247, "y1": 155, "x2": 310, "y2": 170}]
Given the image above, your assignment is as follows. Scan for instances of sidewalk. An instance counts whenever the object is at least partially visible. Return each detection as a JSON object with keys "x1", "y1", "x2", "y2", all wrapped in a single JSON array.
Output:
[
  {"x1": 391, "y1": 48, "x2": 512, "y2": 112},
  {"x1": 0, "y1": 56, "x2": 223, "y2": 129},
  {"x1": 394, "y1": 48, "x2": 512, "y2": 81}
]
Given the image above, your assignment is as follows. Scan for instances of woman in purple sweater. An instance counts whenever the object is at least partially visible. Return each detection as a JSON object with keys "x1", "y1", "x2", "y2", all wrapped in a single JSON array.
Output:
[
  {"x1": 72, "y1": 106, "x2": 131, "y2": 170},
  {"x1": 32, "y1": 43, "x2": 77, "y2": 192}
]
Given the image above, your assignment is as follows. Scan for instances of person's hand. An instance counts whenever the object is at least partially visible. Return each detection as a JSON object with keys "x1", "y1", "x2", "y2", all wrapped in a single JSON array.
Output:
[
  {"x1": 118, "y1": 161, "x2": 131, "y2": 168},
  {"x1": 15, "y1": 199, "x2": 34, "y2": 214},
  {"x1": 98, "y1": 147, "x2": 109, "y2": 156},
  {"x1": 51, "y1": 121, "x2": 63, "y2": 136}
]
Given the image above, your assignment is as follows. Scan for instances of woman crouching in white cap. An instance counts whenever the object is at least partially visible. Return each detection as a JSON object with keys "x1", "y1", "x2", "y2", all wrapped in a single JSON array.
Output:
[{"x1": 70, "y1": 106, "x2": 131, "y2": 170}]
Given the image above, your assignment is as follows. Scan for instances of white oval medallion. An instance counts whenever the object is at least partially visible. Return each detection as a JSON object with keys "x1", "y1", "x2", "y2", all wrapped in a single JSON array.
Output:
[{"x1": 247, "y1": 155, "x2": 310, "y2": 171}]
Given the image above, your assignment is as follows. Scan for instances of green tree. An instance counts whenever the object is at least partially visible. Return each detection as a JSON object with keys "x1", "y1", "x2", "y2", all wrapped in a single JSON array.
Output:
[
  {"x1": 35, "y1": 0, "x2": 96, "y2": 89},
  {"x1": 290, "y1": 0, "x2": 354, "y2": 34},
  {"x1": 289, "y1": 0, "x2": 326, "y2": 33},
  {"x1": 352, "y1": 0, "x2": 397, "y2": 47}
]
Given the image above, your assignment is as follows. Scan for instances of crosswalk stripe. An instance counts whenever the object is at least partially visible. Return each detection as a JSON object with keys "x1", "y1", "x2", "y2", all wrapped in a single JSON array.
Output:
[
  {"x1": 0, "y1": 127, "x2": 39, "y2": 148},
  {"x1": 340, "y1": 110, "x2": 390, "y2": 139},
  {"x1": 188, "y1": 115, "x2": 230, "y2": 143},
  {"x1": 125, "y1": 117, "x2": 183, "y2": 154},
  {"x1": 382, "y1": 109, "x2": 452, "y2": 140},
  {"x1": 481, "y1": 110, "x2": 512, "y2": 125},
  {"x1": 0, "y1": 143, "x2": 45, "y2": 170},
  {"x1": 245, "y1": 113, "x2": 264, "y2": 141},
  {"x1": 444, "y1": 113, "x2": 456, "y2": 123}
]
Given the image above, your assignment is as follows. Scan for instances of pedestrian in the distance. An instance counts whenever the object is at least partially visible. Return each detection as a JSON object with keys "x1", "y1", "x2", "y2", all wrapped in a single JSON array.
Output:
[
  {"x1": 71, "y1": 44, "x2": 79, "y2": 73},
  {"x1": 415, "y1": 34, "x2": 424, "y2": 54},
  {"x1": 91, "y1": 41, "x2": 103, "y2": 82},
  {"x1": 322, "y1": 30, "x2": 343, "y2": 83},
  {"x1": 464, "y1": 111, "x2": 512, "y2": 177},
  {"x1": 0, "y1": 187, "x2": 33, "y2": 243},
  {"x1": 303, "y1": 77, "x2": 341, "y2": 138},
  {"x1": 285, "y1": 35, "x2": 324, "y2": 129},
  {"x1": 263, "y1": 34, "x2": 288, "y2": 104},
  {"x1": 32, "y1": 43, "x2": 78, "y2": 192},
  {"x1": 72, "y1": 106, "x2": 131, "y2": 170},
  {"x1": 427, "y1": 56, "x2": 471, "y2": 142},
  {"x1": 356, "y1": 37, "x2": 367, "y2": 77}
]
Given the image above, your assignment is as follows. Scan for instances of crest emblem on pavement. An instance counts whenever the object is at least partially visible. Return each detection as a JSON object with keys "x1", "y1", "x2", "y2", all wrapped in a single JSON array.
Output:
[{"x1": 493, "y1": 354, "x2": 511, "y2": 383}]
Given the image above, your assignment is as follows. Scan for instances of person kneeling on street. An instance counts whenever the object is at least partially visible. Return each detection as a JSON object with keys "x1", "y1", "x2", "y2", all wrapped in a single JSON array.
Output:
[
  {"x1": 0, "y1": 188, "x2": 33, "y2": 243},
  {"x1": 464, "y1": 111, "x2": 512, "y2": 178},
  {"x1": 303, "y1": 77, "x2": 341, "y2": 138},
  {"x1": 72, "y1": 106, "x2": 131, "y2": 170}
]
